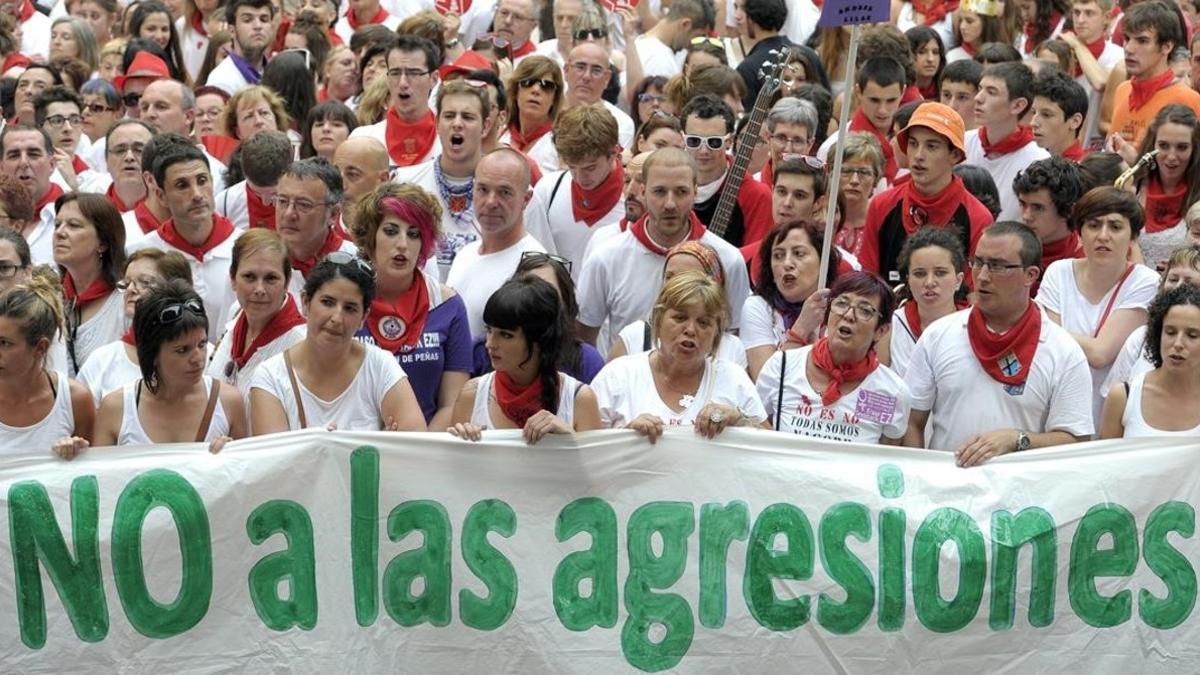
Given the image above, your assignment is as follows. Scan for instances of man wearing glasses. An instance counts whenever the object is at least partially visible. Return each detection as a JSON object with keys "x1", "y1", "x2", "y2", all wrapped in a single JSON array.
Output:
[
  {"x1": 634, "y1": 0, "x2": 715, "y2": 78},
  {"x1": 350, "y1": 35, "x2": 442, "y2": 169},
  {"x1": 273, "y1": 158, "x2": 358, "y2": 298},
  {"x1": 98, "y1": 120, "x2": 154, "y2": 233},
  {"x1": 33, "y1": 86, "x2": 96, "y2": 193},
  {"x1": 128, "y1": 139, "x2": 238, "y2": 338},
  {"x1": 114, "y1": 52, "x2": 169, "y2": 123},
  {"x1": 859, "y1": 102, "x2": 993, "y2": 284},
  {"x1": 903, "y1": 221, "x2": 1093, "y2": 464},
  {"x1": 679, "y1": 94, "x2": 772, "y2": 248},
  {"x1": 205, "y1": 0, "x2": 276, "y2": 96},
  {"x1": 563, "y1": 42, "x2": 634, "y2": 150},
  {"x1": 493, "y1": 0, "x2": 539, "y2": 61}
]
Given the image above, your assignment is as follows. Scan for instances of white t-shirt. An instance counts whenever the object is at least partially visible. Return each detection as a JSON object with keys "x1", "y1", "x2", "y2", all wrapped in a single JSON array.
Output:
[
  {"x1": 906, "y1": 307, "x2": 1095, "y2": 450},
  {"x1": 888, "y1": 306, "x2": 959, "y2": 378},
  {"x1": 945, "y1": 46, "x2": 972, "y2": 63},
  {"x1": 67, "y1": 291, "x2": 126, "y2": 376},
  {"x1": 207, "y1": 317, "x2": 307, "y2": 397},
  {"x1": 28, "y1": 201, "x2": 55, "y2": 266},
  {"x1": 391, "y1": 158, "x2": 478, "y2": 278},
  {"x1": 445, "y1": 232, "x2": 547, "y2": 339},
  {"x1": 499, "y1": 128, "x2": 559, "y2": 174},
  {"x1": 1102, "y1": 323, "x2": 1153, "y2": 398},
  {"x1": 591, "y1": 352, "x2": 766, "y2": 429},
  {"x1": 20, "y1": 12, "x2": 51, "y2": 60},
  {"x1": 205, "y1": 55, "x2": 254, "y2": 96},
  {"x1": 0, "y1": 371, "x2": 74, "y2": 455},
  {"x1": 602, "y1": 100, "x2": 636, "y2": 151},
  {"x1": 177, "y1": 17, "x2": 209, "y2": 84},
  {"x1": 332, "y1": 10, "x2": 402, "y2": 45},
  {"x1": 755, "y1": 344, "x2": 911, "y2": 443},
  {"x1": 782, "y1": 0, "x2": 821, "y2": 46},
  {"x1": 897, "y1": 3, "x2": 955, "y2": 49},
  {"x1": 215, "y1": 181, "x2": 261, "y2": 230},
  {"x1": 577, "y1": 229, "x2": 751, "y2": 355},
  {"x1": 249, "y1": 343, "x2": 407, "y2": 431},
  {"x1": 636, "y1": 34, "x2": 682, "y2": 78},
  {"x1": 522, "y1": 169, "x2": 625, "y2": 278},
  {"x1": 77, "y1": 339, "x2": 140, "y2": 405},
  {"x1": 128, "y1": 225, "x2": 238, "y2": 340},
  {"x1": 739, "y1": 294, "x2": 787, "y2": 350},
  {"x1": 616, "y1": 319, "x2": 748, "y2": 369},
  {"x1": 1034, "y1": 259, "x2": 1158, "y2": 419},
  {"x1": 963, "y1": 129, "x2": 1050, "y2": 222}
]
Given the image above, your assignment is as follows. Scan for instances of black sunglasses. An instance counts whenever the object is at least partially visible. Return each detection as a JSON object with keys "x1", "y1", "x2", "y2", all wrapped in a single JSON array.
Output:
[
  {"x1": 521, "y1": 250, "x2": 572, "y2": 273},
  {"x1": 122, "y1": 92, "x2": 141, "y2": 108},
  {"x1": 573, "y1": 28, "x2": 607, "y2": 41},
  {"x1": 159, "y1": 298, "x2": 205, "y2": 324}
]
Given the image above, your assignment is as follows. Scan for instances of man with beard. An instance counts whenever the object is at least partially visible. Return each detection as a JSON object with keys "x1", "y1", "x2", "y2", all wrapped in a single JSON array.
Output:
[
  {"x1": 0, "y1": 125, "x2": 59, "y2": 265},
  {"x1": 206, "y1": 0, "x2": 276, "y2": 95},
  {"x1": 350, "y1": 34, "x2": 441, "y2": 168},
  {"x1": 392, "y1": 79, "x2": 493, "y2": 278},
  {"x1": 563, "y1": 42, "x2": 635, "y2": 150}
]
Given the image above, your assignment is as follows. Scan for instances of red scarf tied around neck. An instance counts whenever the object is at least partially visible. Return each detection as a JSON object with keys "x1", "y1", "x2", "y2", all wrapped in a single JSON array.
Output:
[
  {"x1": 810, "y1": 337, "x2": 879, "y2": 406},
  {"x1": 1144, "y1": 176, "x2": 1187, "y2": 234},
  {"x1": 850, "y1": 108, "x2": 897, "y2": 182},
  {"x1": 572, "y1": 158, "x2": 624, "y2": 225},
  {"x1": 1129, "y1": 69, "x2": 1175, "y2": 112},
  {"x1": 900, "y1": 174, "x2": 968, "y2": 234},
  {"x1": 63, "y1": 273, "x2": 113, "y2": 309},
  {"x1": 158, "y1": 214, "x2": 236, "y2": 262},
  {"x1": 292, "y1": 228, "x2": 348, "y2": 277},
  {"x1": 967, "y1": 302, "x2": 1042, "y2": 387},
  {"x1": 385, "y1": 108, "x2": 437, "y2": 167},
  {"x1": 246, "y1": 185, "x2": 276, "y2": 230},
  {"x1": 494, "y1": 370, "x2": 545, "y2": 427},
  {"x1": 230, "y1": 295, "x2": 305, "y2": 369},
  {"x1": 34, "y1": 184, "x2": 64, "y2": 216},
  {"x1": 1041, "y1": 232, "x2": 1082, "y2": 269},
  {"x1": 346, "y1": 5, "x2": 388, "y2": 30},
  {"x1": 367, "y1": 271, "x2": 431, "y2": 353},
  {"x1": 979, "y1": 125, "x2": 1035, "y2": 157},
  {"x1": 910, "y1": 0, "x2": 959, "y2": 25},
  {"x1": 507, "y1": 121, "x2": 553, "y2": 152},
  {"x1": 1022, "y1": 12, "x2": 1062, "y2": 53},
  {"x1": 629, "y1": 213, "x2": 706, "y2": 255},
  {"x1": 1072, "y1": 35, "x2": 1107, "y2": 78}
]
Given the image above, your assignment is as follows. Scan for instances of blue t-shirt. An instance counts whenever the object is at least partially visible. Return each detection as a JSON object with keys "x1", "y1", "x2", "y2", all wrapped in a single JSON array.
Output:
[
  {"x1": 471, "y1": 338, "x2": 605, "y2": 383},
  {"x1": 355, "y1": 293, "x2": 473, "y2": 422}
]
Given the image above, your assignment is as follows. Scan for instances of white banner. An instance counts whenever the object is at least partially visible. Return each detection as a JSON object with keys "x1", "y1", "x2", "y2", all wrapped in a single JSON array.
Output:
[{"x1": 1, "y1": 430, "x2": 1198, "y2": 673}]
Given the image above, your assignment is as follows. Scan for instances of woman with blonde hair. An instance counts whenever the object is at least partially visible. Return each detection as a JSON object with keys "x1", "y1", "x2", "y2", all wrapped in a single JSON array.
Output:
[
  {"x1": 221, "y1": 85, "x2": 291, "y2": 142},
  {"x1": 502, "y1": 55, "x2": 564, "y2": 172}
]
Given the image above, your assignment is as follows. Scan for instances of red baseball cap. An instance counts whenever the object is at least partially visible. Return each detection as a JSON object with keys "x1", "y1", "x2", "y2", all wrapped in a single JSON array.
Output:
[
  {"x1": 438, "y1": 50, "x2": 495, "y2": 80},
  {"x1": 115, "y1": 52, "x2": 170, "y2": 93}
]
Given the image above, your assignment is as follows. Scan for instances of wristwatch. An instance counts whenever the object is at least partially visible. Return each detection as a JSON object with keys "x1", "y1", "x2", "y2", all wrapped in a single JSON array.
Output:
[{"x1": 1015, "y1": 430, "x2": 1031, "y2": 452}]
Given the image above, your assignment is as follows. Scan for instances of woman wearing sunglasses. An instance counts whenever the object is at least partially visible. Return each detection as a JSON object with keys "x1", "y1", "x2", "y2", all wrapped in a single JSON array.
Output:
[
  {"x1": 78, "y1": 249, "x2": 194, "y2": 405},
  {"x1": 0, "y1": 276, "x2": 94, "y2": 457},
  {"x1": 249, "y1": 253, "x2": 426, "y2": 433},
  {"x1": 77, "y1": 281, "x2": 246, "y2": 454},
  {"x1": 502, "y1": 55, "x2": 564, "y2": 172},
  {"x1": 351, "y1": 184, "x2": 472, "y2": 429},
  {"x1": 448, "y1": 276, "x2": 602, "y2": 443},
  {"x1": 755, "y1": 271, "x2": 911, "y2": 444}
]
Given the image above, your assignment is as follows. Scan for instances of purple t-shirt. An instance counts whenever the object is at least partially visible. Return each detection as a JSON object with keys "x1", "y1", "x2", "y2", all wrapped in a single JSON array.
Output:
[
  {"x1": 471, "y1": 338, "x2": 606, "y2": 383},
  {"x1": 355, "y1": 293, "x2": 473, "y2": 422}
]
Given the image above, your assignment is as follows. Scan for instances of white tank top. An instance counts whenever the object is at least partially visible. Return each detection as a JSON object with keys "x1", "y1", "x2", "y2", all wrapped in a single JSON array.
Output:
[
  {"x1": 1121, "y1": 371, "x2": 1200, "y2": 438},
  {"x1": 116, "y1": 377, "x2": 230, "y2": 445},
  {"x1": 470, "y1": 372, "x2": 580, "y2": 429},
  {"x1": 0, "y1": 371, "x2": 75, "y2": 455}
]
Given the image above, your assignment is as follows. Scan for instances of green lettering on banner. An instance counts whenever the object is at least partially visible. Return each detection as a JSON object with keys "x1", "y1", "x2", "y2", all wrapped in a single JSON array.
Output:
[
  {"x1": 459, "y1": 499, "x2": 517, "y2": 630},
  {"x1": 350, "y1": 446, "x2": 379, "y2": 627},
  {"x1": 552, "y1": 497, "x2": 618, "y2": 630},
  {"x1": 697, "y1": 501, "x2": 749, "y2": 629},
  {"x1": 111, "y1": 470, "x2": 212, "y2": 638},
  {"x1": 989, "y1": 508, "x2": 1057, "y2": 630},
  {"x1": 621, "y1": 502, "x2": 695, "y2": 673},
  {"x1": 8, "y1": 478, "x2": 108, "y2": 648},
  {"x1": 1140, "y1": 501, "x2": 1197, "y2": 629},
  {"x1": 1069, "y1": 504, "x2": 1137, "y2": 628},
  {"x1": 745, "y1": 503, "x2": 814, "y2": 631},
  {"x1": 912, "y1": 507, "x2": 985, "y2": 632},
  {"x1": 818, "y1": 503, "x2": 874, "y2": 634},
  {"x1": 246, "y1": 500, "x2": 317, "y2": 631},
  {"x1": 877, "y1": 465, "x2": 906, "y2": 632},
  {"x1": 383, "y1": 500, "x2": 451, "y2": 626}
]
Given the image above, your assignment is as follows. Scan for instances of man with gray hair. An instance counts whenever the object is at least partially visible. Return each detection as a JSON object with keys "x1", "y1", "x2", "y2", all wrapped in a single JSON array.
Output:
[
  {"x1": 216, "y1": 130, "x2": 293, "y2": 230},
  {"x1": 139, "y1": 79, "x2": 228, "y2": 193},
  {"x1": 274, "y1": 157, "x2": 357, "y2": 290},
  {"x1": 758, "y1": 96, "x2": 818, "y2": 184}
]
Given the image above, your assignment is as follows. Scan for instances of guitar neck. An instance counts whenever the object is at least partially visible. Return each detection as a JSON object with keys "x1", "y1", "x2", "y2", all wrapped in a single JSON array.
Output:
[{"x1": 707, "y1": 77, "x2": 778, "y2": 240}]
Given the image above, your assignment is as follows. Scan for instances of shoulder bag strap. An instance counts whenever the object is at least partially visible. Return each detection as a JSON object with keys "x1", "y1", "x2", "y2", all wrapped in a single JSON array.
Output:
[
  {"x1": 548, "y1": 170, "x2": 568, "y2": 220},
  {"x1": 1093, "y1": 263, "x2": 1137, "y2": 337},
  {"x1": 283, "y1": 350, "x2": 308, "y2": 428},
  {"x1": 195, "y1": 378, "x2": 221, "y2": 442},
  {"x1": 642, "y1": 321, "x2": 652, "y2": 352},
  {"x1": 775, "y1": 348, "x2": 786, "y2": 432}
]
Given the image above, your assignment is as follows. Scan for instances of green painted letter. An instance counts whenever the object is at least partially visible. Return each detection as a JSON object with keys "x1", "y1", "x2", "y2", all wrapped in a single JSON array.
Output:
[
  {"x1": 622, "y1": 501, "x2": 695, "y2": 672},
  {"x1": 1069, "y1": 504, "x2": 1138, "y2": 627},
  {"x1": 552, "y1": 497, "x2": 618, "y2": 630},
  {"x1": 697, "y1": 501, "x2": 749, "y2": 629},
  {"x1": 460, "y1": 499, "x2": 517, "y2": 630},
  {"x1": 246, "y1": 500, "x2": 317, "y2": 631},
  {"x1": 382, "y1": 500, "x2": 452, "y2": 626},
  {"x1": 350, "y1": 446, "x2": 379, "y2": 627},
  {"x1": 989, "y1": 508, "x2": 1056, "y2": 630},
  {"x1": 745, "y1": 503, "x2": 813, "y2": 631},
  {"x1": 818, "y1": 503, "x2": 874, "y2": 634},
  {"x1": 1140, "y1": 501, "x2": 1196, "y2": 629},
  {"x1": 911, "y1": 507, "x2": 985, "y2": 633}
]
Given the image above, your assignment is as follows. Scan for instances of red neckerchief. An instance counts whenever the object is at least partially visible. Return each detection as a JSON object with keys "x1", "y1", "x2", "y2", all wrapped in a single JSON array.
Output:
[
  {"x1": 385, "y1": 107, "x2": 437, "y2": 167},
  {"x1": 189, "y1": 10, "x2": 208, "y2": 37},
  {"x1": 850, "y1": 108, "x2": 897, "y2": 181},
  {"x1": 71, "y1": 155, "x2": 88, "y2": 175},
  {"x1": 629, "y1": 213, "x2": 705, "y2": 255},
  {"x1": 105, "y1": 183, "x2": 141, "y2": 213},
  {"x1": 291, "y1": 227, "x2": 347, "y2": 277},
  {"x1": 900, "y1": 174, "x2": 968, "y2": 233},
  {"x1": 902, "y1": 298, "x2": 969, "y2": 340},
  {"x1": 979, "y1": 125, "x2": 1034, "y2": 157},
  {"x1": 512, "y1": 40, "x2": 536, "y2": 58},
  {"x1": 1062, "y1": 140, "x2": 1086, "y2": 161},
  {"x1": 967, "y1": 302, "x2": 1042, "y2": 387},
  {"x1": 2, "y1": 52, "x2": 30, "y2": 72},
  {"x1": 1022, "y1": 12, "x2": 1062, "y2": 53},
  {"x1": 436, "y1": 0, "x2": 473, "y2": 13},
  {"x1": 134, "y1": 201, "x2": 164, "y2": 234},
  {"x1": 246, "y1": 185, "x2": 276, "y2": 229},
  {"x1": 918, "y1": 81, "x2": 938, "y2": 100},
  {"x1": 317, "y1": 87, "x2": 329, "y2": 102},
  {"x1": 230, "y1": 295, "x2": 305, "y2": 369},
  {"x1": 1072, "y1": 35, "x2": 1107, "y2": 77},
  {"x1": 812, "y1": 0, "x2": 822, "y2": 6},
  {"x1": 201, "y1": 135, "x2": 239, "y2": 165},
  {"x1": 900, "y1": 84, "x2": 923, "y2": 105},
  {"x1": 910, "y1": 0, "x2": 958, "y2": 24},
  {"x1": 33, "y1": 184, "x2": 64, "y2": 215},
  {"x1": 367, "y1": 271, "x2": 431, "y2": 352},
  {"x1": 960, "y1": 41, "x2": 977, "y2": 56},
  {"x1": 507, "y1": 120, "x2": 553, "y2": 152},
  {"x1": 494, "y1": 369, "x2": 544, "y2": 427},
  {"x1": 810, "y1": 337, "x2": 879, "y2": 406},
  {"x1": 346, "y1": 5, "x2": 388, "y2": 29},
  {"x1": 760, "y1": 157, "x2": 773, "y2": 186},
  {"x1": 1041, "y1": 231, "x2": 1082, "y2": 269},
  {"x1": 158, "y1": 214, "x2": 236, "y2": 261},
  {"x1": 1129, "y1": 69, "x2": 1175, "y2": 112},
  {"x1": 18, "y1": 0, "x2": 33, "y2": 21},
  {"x1": 327, "y1": 28, "x2": 343, "y2": 46},
  {"x1": 1144, "y1": 175, "x2": 1187, "y2": 234},
  {"x1": 571, "y1": 159, "x2": 623, "y2": 225},
  {"x1": 121, "y1": 326, "x2": 136, "y2": 345},
  {"x1": 63, "y1": 273, "x2": 114, "y2": 308}
]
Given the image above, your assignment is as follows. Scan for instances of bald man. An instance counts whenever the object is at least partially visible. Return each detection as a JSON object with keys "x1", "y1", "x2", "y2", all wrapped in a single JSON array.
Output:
[
  {"x1": 446, "y1": 148, "x2": 547, "y2": 338},
  {"x1": 333, "y1": 137, "x2": 391, "y2": 234},
  {"x1": 576, "y1": 147, "x2": 750, "y2": 353},
  {"x1": 564, "y1": 42, "x2": 635, "y2": 149}
]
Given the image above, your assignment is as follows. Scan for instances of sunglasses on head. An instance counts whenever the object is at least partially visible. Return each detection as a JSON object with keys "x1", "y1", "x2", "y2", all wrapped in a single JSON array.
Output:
[
  {"x1": 690, "y1": 36, "x2": 723, "y2": 47},
  {"x1": 780, "y1": 153, "x2": 825, "y2": 170},
  {"x1": 683, "y1": 134, "x2": 729, "y2": 150},
  {"x1": 521, "y1": 250, "x2": 573, "y2": 273},
  {"x1": 326, "y1": 250, "x2": 374, "y2": 274},
  {"x1": 159, "y1": 298, "x2": 205, "y2": 324},
  {"x1": 519, "y1": 77, "x2": 557, "y2": 91}
]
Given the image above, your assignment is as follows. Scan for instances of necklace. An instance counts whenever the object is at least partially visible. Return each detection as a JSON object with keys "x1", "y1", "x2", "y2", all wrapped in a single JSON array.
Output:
[{"x1": 434, "y1": 156, "x2": 474, "y2": 229}]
